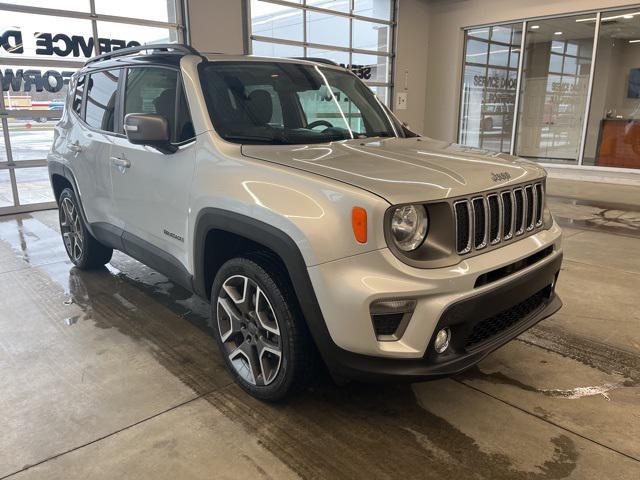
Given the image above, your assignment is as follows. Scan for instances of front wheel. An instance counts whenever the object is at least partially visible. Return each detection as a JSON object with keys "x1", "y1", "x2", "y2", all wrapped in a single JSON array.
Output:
[
  {"x1": 58, "y1": 188, "x2": 113, "y2": 269},
  {"x1": 210, "y1": 255, "x2": 314, "y2": 401}
]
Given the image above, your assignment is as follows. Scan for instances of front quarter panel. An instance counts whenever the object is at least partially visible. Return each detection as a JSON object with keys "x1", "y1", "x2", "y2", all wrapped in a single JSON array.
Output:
[{"x1": 188, "y1": 134, "x2": 391, "y2": 271}]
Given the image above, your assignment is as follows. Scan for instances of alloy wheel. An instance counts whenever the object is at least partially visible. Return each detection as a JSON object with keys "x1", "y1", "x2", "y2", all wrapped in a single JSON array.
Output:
[
  {"x1": 216, "y1": 274, "x2": 282, "y2": 386},
  {"x1": 60, "y1": 197, "x2": 84, "y2": 262}
]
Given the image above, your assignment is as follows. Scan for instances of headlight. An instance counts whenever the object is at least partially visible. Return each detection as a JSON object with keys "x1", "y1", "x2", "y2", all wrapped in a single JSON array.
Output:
[{"x1": 390, "y1": 204, "x2": 428, "y2": 251}]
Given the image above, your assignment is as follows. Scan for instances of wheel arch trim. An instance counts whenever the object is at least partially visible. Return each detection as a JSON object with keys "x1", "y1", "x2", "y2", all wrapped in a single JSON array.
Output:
[
  {"x1": 48, "y1": 160, "x2": 96, "y2": 238},
  {"x1": 192, "y1": 207, "x2": 339, "y2": 365}
]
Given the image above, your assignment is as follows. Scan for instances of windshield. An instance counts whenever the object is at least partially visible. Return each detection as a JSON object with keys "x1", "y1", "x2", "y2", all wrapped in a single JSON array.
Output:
[{"x1": 199, "y1": 61, "x2": 404, "y2": 145}]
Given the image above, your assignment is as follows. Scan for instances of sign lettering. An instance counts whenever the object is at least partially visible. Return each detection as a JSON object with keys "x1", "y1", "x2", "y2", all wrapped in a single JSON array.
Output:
[{"x1": 0, "y1": 29, "x2": 140, "y2": 58}]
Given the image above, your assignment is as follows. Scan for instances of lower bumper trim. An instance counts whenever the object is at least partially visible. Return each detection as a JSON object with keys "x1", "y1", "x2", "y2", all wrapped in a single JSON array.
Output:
[{"x1": 320, "y1": 254, "x2": 563, "y2": 382}]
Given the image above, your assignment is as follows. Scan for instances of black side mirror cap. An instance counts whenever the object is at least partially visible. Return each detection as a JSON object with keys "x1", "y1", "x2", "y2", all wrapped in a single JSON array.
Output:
[{"x1": 124, "y1": 113, "x2": 177, "y2": 154}]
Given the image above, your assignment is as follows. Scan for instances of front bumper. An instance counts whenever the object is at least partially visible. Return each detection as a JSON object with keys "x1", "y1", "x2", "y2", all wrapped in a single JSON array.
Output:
[{"x1": 305, "y1": 222, "x2": 563, "y2": 380}]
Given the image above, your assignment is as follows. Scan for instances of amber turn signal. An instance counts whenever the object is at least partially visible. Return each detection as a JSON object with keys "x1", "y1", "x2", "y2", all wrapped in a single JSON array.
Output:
[{"x1": 352, "y1": 207, "x2": 367, "y2": 244}]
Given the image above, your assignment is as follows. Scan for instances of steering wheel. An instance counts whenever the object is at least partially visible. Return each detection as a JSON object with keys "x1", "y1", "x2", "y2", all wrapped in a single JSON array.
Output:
[{"x1": 307, "y1": 120, "x2": 334, "y2": 130}]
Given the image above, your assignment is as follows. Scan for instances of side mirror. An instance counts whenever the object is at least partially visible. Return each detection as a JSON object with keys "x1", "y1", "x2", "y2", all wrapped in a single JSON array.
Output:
[{"x1": 124, "y1": 113, "x2": 176, "y2": 154}]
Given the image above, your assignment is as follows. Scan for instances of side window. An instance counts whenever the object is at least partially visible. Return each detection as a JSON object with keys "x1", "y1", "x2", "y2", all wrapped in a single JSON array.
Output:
[
  {"x1": 124, "y1": 67, "x2": 193, "y2": 143},
  {"x1": 72, "y1": 75, "x2": 85, "y2": 117},
  {"x1": 85, "y1": 69, "x2": 120, "y2": 132}
]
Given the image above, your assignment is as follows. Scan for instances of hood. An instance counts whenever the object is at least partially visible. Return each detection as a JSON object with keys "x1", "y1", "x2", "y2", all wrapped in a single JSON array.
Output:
[{"x1": 241, "y1": 137, "x2": 546, "y2": 205}]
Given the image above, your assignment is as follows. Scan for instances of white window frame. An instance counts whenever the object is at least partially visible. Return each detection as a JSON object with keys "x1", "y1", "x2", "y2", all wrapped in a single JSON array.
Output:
[
  {"x1": 0, "y1": 0, "x2": 186, "y2": 215},
  {"x1": 246, "y1": 0, "x2": 396, "y2": 105}
]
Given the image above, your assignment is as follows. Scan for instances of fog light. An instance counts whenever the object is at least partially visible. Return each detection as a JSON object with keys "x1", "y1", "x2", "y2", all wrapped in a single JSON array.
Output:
[{"x1": 434, "y1": 328, "x2": 451, "y2": 353}]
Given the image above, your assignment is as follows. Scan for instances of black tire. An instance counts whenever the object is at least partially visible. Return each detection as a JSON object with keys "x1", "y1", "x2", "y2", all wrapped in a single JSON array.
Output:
[
  {"x1": 210, "y1": 254, "x2": 315, "y2": 401},
  {"x1": 58, "y1": 188, "x2": 113, "y2": 269}
]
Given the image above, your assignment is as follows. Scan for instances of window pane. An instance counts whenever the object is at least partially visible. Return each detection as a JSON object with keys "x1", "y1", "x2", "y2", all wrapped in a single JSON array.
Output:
[
  {"x1": 0, "y1": 122, "x2": 7, "y2": 163},
  {"x1": 0, "y1": 169, "x2": 14, "y2": 207},
  {"x1": 306, "y1": 47, "x2": 349, "y2": 67},
  {"x1": 490, "y1": 25, "x2": 515, "y2": 44},
  {"x1": 515, "y1": 15, "x2": 595, "y2": 164},
  {"x1": 488, "y1": 42, "x2": 510, "y2": 67},
  {"x1": 467, "y1": 27, "x2": 490, "y2": 41},
  {"x1": 0, "y1": 11, "x2": 93, "y2": 61},
  {"x1": 86, "y1": 69, "x2": 120, "y2": 132},
  {"x1": 353, "y1": 0, "x2": 392, "y2": 21},
  {"x1": 96, "y1": 21, "x2": 179, "y2": 48},
  {"x1": 351, "y1": 52, "x2": 389, "y2": 83},
  {"x1": 583, "y1": 8, "x2": 640, "y2": 169},
  {"x1": 549, "y1": 53, "x2": 563, "y2": 73},
  {"x1": 94, "y1": 0, "x2": 178, "y2": 23},
  {"x1": 15, "y1": 166, "x2": 54, "y2": 205},
  {"x1": 2, "y1": 0, "x2": 89, "y2": 12},
  {"x1": 306, "y1": 1, "x2": 349, "y2": 13},
  {"x1": 2, "y1": 116, "x2": 56, "y2": 162},
  {"x1": 307, "y1": 11, "x2": 349, "y2": 48},
  {"x1": 368, "y1": 85, "x2": 388, "y2": 105},
  {"x1": 352, "y1": 19, "x2": 390, "y2": 52},
  {"x1": 458, "y1": 23, "x2": 521, "y2": 153},
  {"x1": 252, "y1": 41, "x2": 303, "y2": 58},
  {"x1": 1, "y1": 63, "x2": 71, "y2": 162},
  {"x1": 125, "y1": 68, "x2": 179, "y2": 140},
  {"x1": 251, "y1": 1, "x2": 303, "y2": 41},
  {"x1": 1, "y1": 64, "x2": 74, "y2": 112},
  {"x1": 465, "y1": 39, "x2": 489, "y2": 65}
]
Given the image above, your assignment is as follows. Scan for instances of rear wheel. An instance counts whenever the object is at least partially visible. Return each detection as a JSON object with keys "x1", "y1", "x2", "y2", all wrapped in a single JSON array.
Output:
[
  {"x1": 58, "y1": 188, "x2": 113, "y2": 269},
  {"x1": 211, "y1": 255, "x2": 314, "y2": 401}
]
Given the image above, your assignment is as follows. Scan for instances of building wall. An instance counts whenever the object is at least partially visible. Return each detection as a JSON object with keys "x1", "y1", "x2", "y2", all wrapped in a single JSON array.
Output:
[
  {"x1": 424, "y1": 0, "x2": 640, "y2": 142},
  {"x1": 393, "y1": 0, "x2": 431, "y2": 132},
  {"x1": 187, "y1": 0, "x2": 246, "y2": 54}
]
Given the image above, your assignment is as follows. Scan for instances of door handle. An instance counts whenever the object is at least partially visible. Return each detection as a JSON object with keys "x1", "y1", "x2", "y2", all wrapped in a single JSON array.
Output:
[
  {"x1": 110, "y1": 156, "x2": 131, "y2": 169},
  {"x1": 67, "y1": 142, "x2": 82, "y2": 153}
]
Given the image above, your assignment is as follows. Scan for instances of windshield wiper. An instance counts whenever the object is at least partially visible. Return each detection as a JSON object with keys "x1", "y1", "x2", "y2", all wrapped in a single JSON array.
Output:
[
  {"x1": 222, "y1": 134, "x2": 290, "y2": 145},
  {"x1": 364, "y1": 131, "x2": 396, "y2": 138}
]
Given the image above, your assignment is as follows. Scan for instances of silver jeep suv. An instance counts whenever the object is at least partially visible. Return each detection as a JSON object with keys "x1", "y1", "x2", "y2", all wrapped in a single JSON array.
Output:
[{"x1": 48, "y1": 44, "x2": 563, "y2": 401}]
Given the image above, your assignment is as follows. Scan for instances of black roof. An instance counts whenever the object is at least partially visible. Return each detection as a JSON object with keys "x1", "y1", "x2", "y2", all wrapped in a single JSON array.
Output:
[
  {"x1": 77, "y1": 44, "x2": 203, "y2": 74},
  {"x1": 75, "y1": 43, "x2": 346, "y2": 75}
]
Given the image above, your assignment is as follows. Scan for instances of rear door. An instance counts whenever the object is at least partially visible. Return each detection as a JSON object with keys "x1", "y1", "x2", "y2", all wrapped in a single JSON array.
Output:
[
  {"x1": 109, "y1": 66, "x2": 197, "y2": 270},
  {"x1": 65, "y1": 69, "x2": 121, "y2": 227}
]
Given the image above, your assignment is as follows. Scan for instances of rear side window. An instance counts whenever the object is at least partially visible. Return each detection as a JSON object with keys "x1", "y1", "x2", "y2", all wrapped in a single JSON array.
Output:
[
  {"x1": 72, "y1": 75, "x2": 85, "y2": 116},
  {"x1": 85, "y1": 69, "x2": 120, "y2": 132},
  {"x1": 124, "y1": 67, "x2": 194, "y2": 143}
]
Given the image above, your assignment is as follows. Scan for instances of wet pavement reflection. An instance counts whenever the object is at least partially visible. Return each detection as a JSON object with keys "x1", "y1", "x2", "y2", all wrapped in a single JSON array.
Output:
[{"x1": 1, "y1": 201, "x2": 639, "y2": 479}]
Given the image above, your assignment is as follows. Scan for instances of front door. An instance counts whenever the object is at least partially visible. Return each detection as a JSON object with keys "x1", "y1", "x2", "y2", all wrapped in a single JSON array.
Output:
[{"x1": 109, "y1": 66, "x2": 196, "y2": 270}]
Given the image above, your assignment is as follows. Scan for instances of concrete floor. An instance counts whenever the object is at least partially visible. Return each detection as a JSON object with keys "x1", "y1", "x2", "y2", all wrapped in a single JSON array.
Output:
[{"x1": 0, "y1": 178, "x2": 638, "y2": 479}]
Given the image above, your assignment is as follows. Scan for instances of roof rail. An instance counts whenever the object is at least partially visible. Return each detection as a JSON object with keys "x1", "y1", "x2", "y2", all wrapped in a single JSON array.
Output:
[
  {"x1": 85, "y1": 43, "x2": 202, "y2": 66},
  {"x1": 291, "y1": 57, "x2": 341, "y2": 67}
]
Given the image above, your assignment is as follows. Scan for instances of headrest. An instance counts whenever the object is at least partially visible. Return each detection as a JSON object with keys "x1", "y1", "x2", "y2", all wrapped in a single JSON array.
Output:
[{"x1": 247, "y1": 89, "x2": 273, "y2": 126}]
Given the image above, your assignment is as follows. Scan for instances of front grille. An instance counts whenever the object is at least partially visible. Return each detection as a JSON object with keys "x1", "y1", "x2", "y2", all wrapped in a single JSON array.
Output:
[
  {"x1": 472, "y1": 197, "x2": 487, "y2": 249},
  {"x1": 465, "y1": 287, "x2": 548, "y2": 348},
  {"x1": 454, "y1": 181, "x2": 544, "y2": 255},
  {"x1": 454, "y1": 201, "x2": 472, "y2": 254}
]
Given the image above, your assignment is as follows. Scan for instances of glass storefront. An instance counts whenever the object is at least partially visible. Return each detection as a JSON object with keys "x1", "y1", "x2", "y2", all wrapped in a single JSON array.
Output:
[
  {"x1": 459, "y1": 7, "x2": 640, "y2": 171},
  {"x1": 249, "y1": 0, "x2": 395, "y2": 105},
  {"x1": 459, "y1": 23, "x2": 521, "y2": 153},
  {"x1": 583, "y1": 9, "x2": 640, "y2": 168},
  {"x1": 516, "y1": 15, "x2": 595, "y2": 164},
  {"x1": 0, "y1": 0, "x2": 184, "y2": 215}
]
